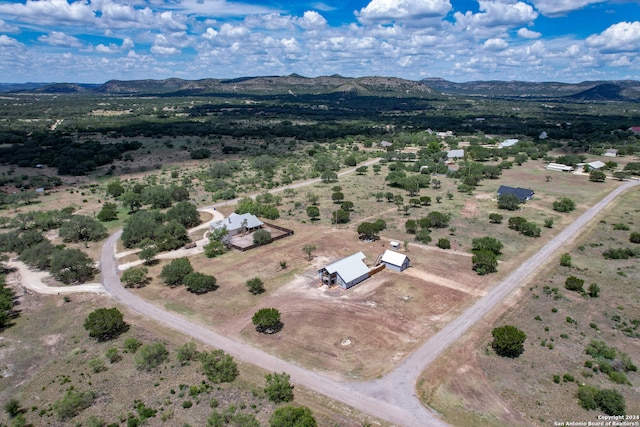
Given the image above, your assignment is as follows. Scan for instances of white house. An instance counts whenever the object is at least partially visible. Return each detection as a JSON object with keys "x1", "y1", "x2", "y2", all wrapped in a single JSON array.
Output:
[
  {"x1": 603, "y1": 149, "x2": 618, "y2": 157},
  {"x1": 578, "y1": 161, "x2": 606, "y2": 171},
  {"x1": 380, "y1": 250, "x2": 410, "y2": 272},
  {"x1": 210, "y1": 212, "x2": 263, "y2": 236},
  {"x1": 318, "y1": 252, "x2": 370, "y2": 289}
]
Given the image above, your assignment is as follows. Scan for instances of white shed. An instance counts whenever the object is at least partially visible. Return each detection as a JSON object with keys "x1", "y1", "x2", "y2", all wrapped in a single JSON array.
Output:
[{"x1": 380, "y1": 250, "x2": 410, "y2": 272}]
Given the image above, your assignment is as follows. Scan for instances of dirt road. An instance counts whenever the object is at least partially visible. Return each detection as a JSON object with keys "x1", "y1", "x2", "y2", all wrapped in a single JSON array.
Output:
[{"x1": 98, "y1": 175, "x2": 638, "y2": 426}]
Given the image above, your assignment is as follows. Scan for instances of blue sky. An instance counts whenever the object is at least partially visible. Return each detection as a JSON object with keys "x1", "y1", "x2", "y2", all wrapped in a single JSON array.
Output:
[{"x1": 0, "y1": 0, "x2": 639, "y2": 83}]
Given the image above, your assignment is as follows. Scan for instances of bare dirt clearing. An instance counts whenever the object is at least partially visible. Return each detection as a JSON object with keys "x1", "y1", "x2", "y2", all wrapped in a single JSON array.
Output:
[{"x1": 127, "y1": 219, "x2": 492, "y2": 380}]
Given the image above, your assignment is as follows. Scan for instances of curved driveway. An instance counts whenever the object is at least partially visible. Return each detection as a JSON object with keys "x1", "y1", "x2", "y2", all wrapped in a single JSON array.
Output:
[{"x1": 100, "y1": 174, "x2": 639, "y2": 427}]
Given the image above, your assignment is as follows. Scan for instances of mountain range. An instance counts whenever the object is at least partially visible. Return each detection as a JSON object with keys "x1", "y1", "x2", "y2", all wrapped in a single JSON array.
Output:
[{"x1": 1, "y1": 75, "x2": 639, "y2": 101}]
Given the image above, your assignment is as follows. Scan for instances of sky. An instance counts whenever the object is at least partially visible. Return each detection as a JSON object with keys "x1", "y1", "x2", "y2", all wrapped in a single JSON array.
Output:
[{"x1": 0, "y1": 0, "x2": 639, "y2": 83}]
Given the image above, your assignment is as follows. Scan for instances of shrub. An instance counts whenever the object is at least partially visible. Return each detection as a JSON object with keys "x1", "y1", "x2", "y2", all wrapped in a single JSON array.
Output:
[
  {"x1": 160, "y1": 258, "x2": 193, "y2": 287},
  {"x1": 252, "y1": 308, "x2": 282, "y2": 334},
  {"x1": 246, "y1": 277, "x2": 265, "y2": 295},
  {"x1": 4, "y1": 398, "x2": 21, "y2": 418},
  {"x1": 120, "y1": 267, "x2": 149, "y2": 288},
  {"x1": 264, "y1": 372, "x2": 294, "y2": 403},
  {"x1": 491, "y1": 325, "x2": 527, "y2": 358},
  {"x1": 269, "y1": 406, "x2": 317, "y2": 427},
  {"x1": 84, "y1": 307, "x2": 129, "y2": 341},
  {"x1": 53, "y1": 390, "x2": 95, "y2": 421},
  {"x1": 564, "y1": 276, "x2": 584, "y2": 292},
  {"x1": 553, "y1": 197, "x2": 576, "y2": 213},
  {"x1": 436, "y1": 238, "x2": 451, "y2": 250},
  {"x1": 608, "y1": 371, "x2": 631, "y2": 385},
  {"x1": 182, "y1": 400, "x2": 192, "y2": 409},
  {"x1": 596, "y1": 389, "x2": 626, "y2": 415},
  {"x1": 553, "y1": 375, "x2": 560, "y2": 384},
  {"x1": 577, "y1": 385, "x2": 599, "y2": 410},
  {"x1": 497, "y1": 193, "x2": 521, "y2": 211},
  {"x1": 488, "y1": 213, "x2": 503, "y2": 224},
  {"x1": 176, "y1": 342, "x2": 199, "y2": 365},
  {"x1": 588, "y1": 283, "x2": 600, "y2": 298},
  {"x1": 472, "y1": 249, "x2": 498, "y2": 275},
  {"x1": 89, "y1": 358, "x2": 107, "y2": 373},
  {"x1": 630, "y1": 232, "x2": 640, "y2": 244},
  {"x1": 252, "y1": 229, "x2": 272, "y2": 246},
  {"x1": 560, "y1": 253, "x2": 572, "y2": 267},
  {"x1": 105, "y1": 348, "x2": 121, "y2": 363},
  {"x1": 135, "y1": 342, "x2": 169, "y2": 371},
  {"x1": 472, "y1": 236, "x2": 503, "y2": 255},
  {"x1": 124, "y1": 337, "x2": 142, "y2": 353},
  {"x1": 199, "y1": 350, "x2": 239, "y2": 383},
  {"x1": 563, "y1": 373, "x2": 575, "y2": 382},
  {"x1": 585, "y1": 340, "x2": 617, "y2": 360},
  {"x1": 183, "y1": 272, "x2": 217, "y2": 294}
]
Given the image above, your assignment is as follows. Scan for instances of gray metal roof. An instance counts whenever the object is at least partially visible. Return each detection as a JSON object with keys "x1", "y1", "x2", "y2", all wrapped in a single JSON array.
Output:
[
  {"x1": 323, "y1": 252, "x2": 369, "y2": 283},
  {"x1": 211, "y1": 212, "x2": 263, "y2": 232}
]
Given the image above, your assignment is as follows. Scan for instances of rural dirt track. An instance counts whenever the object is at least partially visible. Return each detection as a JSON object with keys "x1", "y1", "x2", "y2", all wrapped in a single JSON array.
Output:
[{"x1": 98, "y1": 178, "x2": 638, "y2": 426}]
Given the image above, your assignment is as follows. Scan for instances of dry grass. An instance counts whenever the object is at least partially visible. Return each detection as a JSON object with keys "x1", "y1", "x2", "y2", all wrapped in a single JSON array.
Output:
[{"x1": 418, "y1": 185, "x2": 640, "y2": 426}]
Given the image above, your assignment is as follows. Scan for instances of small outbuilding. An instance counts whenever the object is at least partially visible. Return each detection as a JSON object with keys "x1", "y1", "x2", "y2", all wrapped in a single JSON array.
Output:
[
  {"x1": 318, "y1": 252, "x2": 369, "y2": 289},
  {"x1": 546, "y1": 162, "x2": 574, "y2": 172},
  {"x1": 497, "y1": 185, "x2": 534, "y2": 202},
  {"x1": 603, "y1": 149, "x2": 618, "y2": 157},
  {"x1": 499, "y1": 139, "x2": 518, "y2": 148},
  {"x1": 380, "y1": 250, "x2": 410, "y2": 272}
]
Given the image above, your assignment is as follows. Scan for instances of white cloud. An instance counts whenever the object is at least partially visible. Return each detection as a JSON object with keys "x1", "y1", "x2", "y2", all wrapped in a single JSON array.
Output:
[
  {"x1": 244, "y1": 13, "x2": 294, "y2": 31},
  {"x1": 586, "y1": 21, "x2": 640, "y2": 53},
  {"x1": 455, "y1": 1, "x2": 537, "y2": 29},
  {"x1": 0, "y1": 34, "x2": 24, "y2": 48},
  {"x1": 202, "y1": 27, "x2": 218, "y2": 40},
  {"x1": 484, "y1": 37, "x2": 508, "y2": 50},
  {"x1": 532, "y1": 0, "x2": 606, "y2": 17},
  {"x1": 38, "y1": 31, "x2": 82, "y2": 47},
  {"x1": 150, "y1": 44, "x2": 180, "y2": 55},
  {"x1": 296, "y1": 11, "x2": 327, "y2": 30},
  {"x1": 95, "y1": 43, "x2": 120, "y2": 53},
  {"x1": 218, "y1": 23, "x2": 250, "y2": 38},
  {"x1": 0, "y1": 0, "x2": 95, "y2": 26},
  {"x1": 517, "y1": 27, "x2": 541, "y2": 39},
  {"x1": 0, "y1": 19, "x2": 19, "y2": 33},
  {"x1": 356, "y1": 0, "x2": 452, "y2": 24}
]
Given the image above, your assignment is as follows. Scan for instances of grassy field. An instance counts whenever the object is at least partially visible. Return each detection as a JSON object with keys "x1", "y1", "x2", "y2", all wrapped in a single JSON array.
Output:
[{"x1": 417, "y1": 185, "x2": 640, "y2": 426}]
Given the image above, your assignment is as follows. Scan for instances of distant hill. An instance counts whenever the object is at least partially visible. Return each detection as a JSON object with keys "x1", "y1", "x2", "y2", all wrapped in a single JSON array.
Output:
[
  {"x1": 422, "y1": 78, "x2": 640, "y2": 100},
  {"x1": 1, "y1": 75, "x2": 639, "y2": 101},
  {"x1": 95, "y1": 75, "x2": 442, "y2": 98}
]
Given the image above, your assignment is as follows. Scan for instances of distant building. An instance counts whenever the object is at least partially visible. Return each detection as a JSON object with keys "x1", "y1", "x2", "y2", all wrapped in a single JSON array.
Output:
[
  {"x1": 546, "y1": 163, "x2": 574, "y2": 172},
  {"x1": 497, "y1": 185, "x2": 534, "y2": 202},
  {"x1": 210, "y1": 212, "x2": 263, "y2": 237},
  {"x1": 578, "y1": 161, "x2": 606, "y2": 171},
  {"x1": 379, "y1": 140, "x2": 393, "y2": 148},
  {"x1": 499, "y1": 139, "x2": 518, "y2": 148},
  {"x1": 628, "y1": 127, "x2": 640, "y2": 134},
  {"x1": 380, "y1": 250, "x2": 410, "y2": 272},
  {"x1": 318, "y1": 252, "x2": 370, "y2": 289},
  {"x1": 539, "y1": 131, "x2": 548, "y2": 139},
  {"x1": 603, "y1": 149, "x2": 618, "y2": 157},
  {"x1": 447, "y1": 149, "x2": 464, "y2": 159}
]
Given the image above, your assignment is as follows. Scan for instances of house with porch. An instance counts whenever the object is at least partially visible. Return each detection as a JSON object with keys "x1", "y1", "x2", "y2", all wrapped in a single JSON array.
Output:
[
  {"x1": 497, "y1": 185, "x2": 534, "y2": 202},
  {"x1": 210, "y1": 212, "x2": 263, "y2": 237},
  {"x1": 318, "y1": 252, "x2": 370, "y2": 289}
]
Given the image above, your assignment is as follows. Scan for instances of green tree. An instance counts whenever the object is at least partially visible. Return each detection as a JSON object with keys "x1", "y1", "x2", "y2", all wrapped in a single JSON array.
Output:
[
  {"x1": 269, "y1": 406, "x2": 317, "y2": 427},
  {"x1": 84, "y1": 307, "x2": 128, "y2": 341},
  {"x1": 160, "y1": 258, "x2": 193, "y2": 287},
  {"x1": 341, "y1": 200, "x2": 354, "y2": 211},
  {"x1": 135, "y1": 342, "x2": 169, "y2": 371},
  {"x1": 497, "y1": 193, "x2": 521, "y2": 211},
  {"x1": 141, "y1": 185, "x2": 172, "y2": 209},
  {"x1": 183, "y1": 272, "x2": 217, "y2": 294},
  {"x1": 205, "y1": 227, "x2": 228, "y2": 258},
  {"x1": 253, "y1": 229, "x2": 272, "y2": 246},
  {"x1": 121, "y1": 210, "x2": 163, "y2": 248},
  {"x1": 246, "y1": 277, "x2": 265, "y2": 295},
  {"x1": 18, "y1": 239, "x2": 57, "y2": 270},
  {"x1": 59, "y1": 215, "x2": 107, "y2": 246},
  {"x1": 199, "y1": 349, "x2": 238, "y2": 383},
  {"x1": 472, "y1": 236, "x2": 503, "y2": 255},
  {"x1": 491, "y1": 325, "x2": 527, "y2": 358},
  {"x1": 321, "y1": 170, "x2": 338, "y2": 183},
  {"x1": 355, "y1": 166, "x2": 368, "y2": 175},
  {"x1": 120, "y1": 266, "x2": 149, "y2": 288},
  {"x1": 426, "y1": 211, "x2": 450, "y2": 228},
  {"x1": 97, "y1": 202, "x2": 119, "y2": 222},
  {"x1": 589, "y1": 170, "x2": 606, "y2": 182},
  {"x1": 415, "y1": 228, "x2": 432, "y2": 244},
  {"x1": 264, "y1": 372, "x2": 294, "y2": 403},
  {"x1": 357, "y1": 222, "x2": 380, "y2": 240},
  {"x1": 306, "y1": 206, "x2": 320, "y2": 221},
  {"x1": 331, "y1": 209, "x2": 350, "y2": 224},
  {"x1": 252, "y1": 308, "x2": 282, "y2": 333},
  {"x1": 560, "y1": 253, "x2": 572, "y2": 267},
  {"x1": 405, "y1": 219, "x2": 417, "y2": 234},
  {"x1": 120, "y1": 191, "x2": 142, "y2": 213},
  {"x1": 302, "y1": 244, "x2": 316, "y2": 260},
  {"x1": 137, "y1": 240, "x2": 157, "y2": 265},
  {"x1": 472, "y1": 249, "x2": 498, "y2": 275},
  {"x1": 331, "y1": 191, "x2": 344, "y2": 204},
  {"x1": 106, "y1": 180, "x2": 125, "y2": 198},
  {"x1": 165, "y1": 201, "x2": 200, "y2": 228},
  {"x1": 50, "y1": 248, "x2": 95, "y2": 284},
  {"x1": 553, "y1": 197, "x2": 576, "y2": 213},
  {"x1": 489, "y1": 213, "x2": 503, "y2": 224}
]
